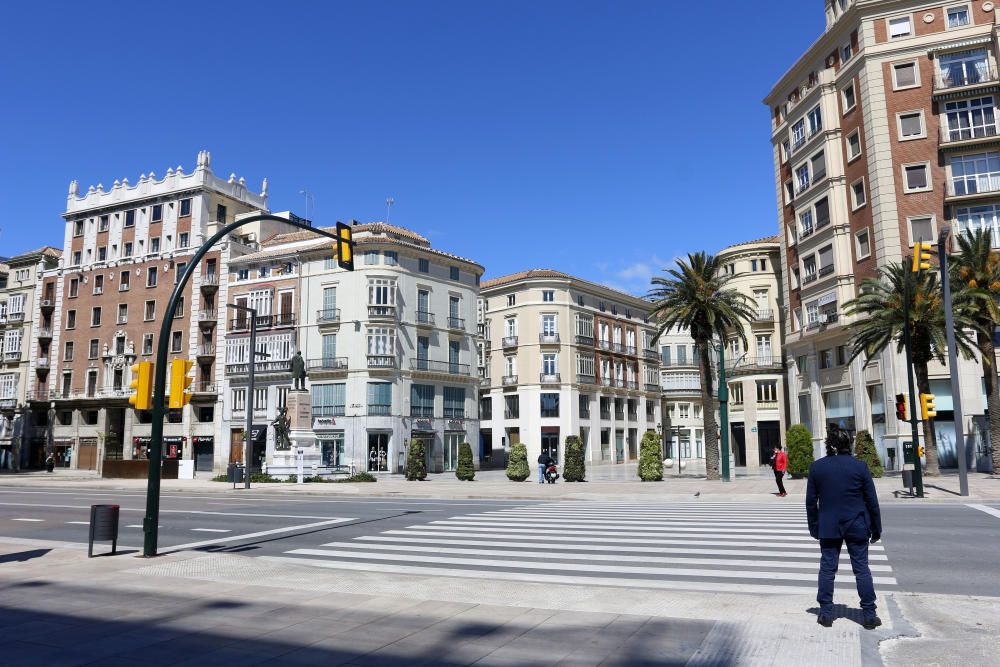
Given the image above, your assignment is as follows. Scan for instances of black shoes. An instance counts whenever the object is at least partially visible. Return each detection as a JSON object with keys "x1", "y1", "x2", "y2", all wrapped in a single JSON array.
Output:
[
  {"x1": 863, "y1": 616, "x2": 882, "y2": 630},
  {"x1": 817, "y1": 615, "x2": 833, "y2": 627}
]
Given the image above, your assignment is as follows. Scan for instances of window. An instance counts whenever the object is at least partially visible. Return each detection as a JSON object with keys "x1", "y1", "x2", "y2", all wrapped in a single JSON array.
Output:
[
  {"x1": 123, "y1": 242, "x2": 133, "y2": 258},
  {"x1": 366, "y1": 327, "x2": 395, "y2": 358},
  {"x1": 938, "y1": 48, "x2": 989, "y2": 88},
  {"x1": 842, "y1": 82, "x2": 856, "y2": 112},
  {"x1": 504, "y1": 355, "x2": 516, "y2": 379},
  {"x1": 216, "y1": 204, "x2": 227, "y2": 224},
  {"x1": 66, "y1": 310, "x2": 76, "y2": 329},
  {"x1": 117, "y1": 303, "x2": 128, "y2": 323},
  {"x1": 418, "y1": 258, "x2": 429, "y2": 273},
  {"x1": 542, "y1": 353, "x2": 557, "y2": 376},
  {"x1": 948, "y1": 5, "x2": 971, "y2": 29},
  {"x1": 68, "y1": 278, "x2": 79, "y2": 298},
  {"x1": 751, "y1": 259, "x2": 758, "y2": 271},
  {"x1": 542, "y1": 290, "x2": 554, "y2": 302},
  {"x1": 124, "y1": 210, "x2": 135, "y2": 227},
  {"x1": 820, "y1": 349, "x2": 834, "y2": 369},
  {"x1": 678, "y1": 403, "x2": 690, "y2": 419},
  {"x1": 91, "y1": 306, "x2": 102, "y2": 327},
  {"x1": 150, "y1": 237, "x2": 162, "y2": 254},
  {"x1": 505, "y1": 394, "x2": 520, "y2": 419},
  {"x1": 836, "y1": 345, "x2": 849, "y2": 366},
  {"x1": 945, "y1": 97, "x2": 998, "y2": 142},
  {"x1": 151, "y1": 204, "x2": 163, "y2": 222},
  {"x1": 93, "y1": 274, "x2": 104, "y2": 295},
  {"x1": 147, "y1": 267, "x2": 158, "y2": 287},
  {"x1": 807, "y1": 105, "x2": 822, "y2": 136},
  {"x1": 179, "y1": 232, "x2": 189, "y2": 248},
  {"x1": 507, "y1": 294, "x2": 515, "y2": 307},
  {"x1": 803, "y1": 256, "x2": 817, "y2": 282},
  {"x1": 897, "y1": 111, "x2": 925, "y2": 140},
  {"x1": 795, "y1": 163, "x2": 810, "y2": 193},
  {"x1": 450, "y1": 266, "x2": 460, "y2": 281},
  {"x1": 312, "y1": 383, "x2": 346, "y2": 416},
  {"x1": 367, "y1": 382, "x2": 391, "y2": 415},
  {"x1": 364, "y1": 251, "x2": 378, "y2": 265},
  {"x1": 73, "y1": 220, "x2": 84, "y2": 236},
  {"x1": 540, "y1": 393, "x2": 559, "y2": 418},
  {"x1": 956, "y1": 203, "x2": 1000, "y2": 245},
  {"x1": 851, "y1": 178, "x2": 867, "y2": 209},
  {"x1": 909, "y1": 216, "x2": 935, "y2": 243},
  {"x1": 730, "y1": 382, "x2": 744, "y2": 404},
  {"x1": 856, "y1": 229, "x2": 872, "y2": 259},
  {"x1": 951, "y1": 151, "x2": 1000, "y2": 195},
  {"x1": 903, "y1": 163, "x2": 930, "y2": 192},
  {"x1": 411, "y1": 384, "x2": 435, "y2": 417},
  {"x1": 791, "y1": 119, "x2": 805, "y2": 150},
  {"x1": 893, "y1": 62, "x2": 918, "y2": 89},
  {"x1": 144, "y1": 300, "x2": 155, "y2": 321},
  {"x1": 98, "y1": 215, "x2": 109, "y2": 232},
  {"x1": 171, "y1": 331, "x2": 182, "y2": 353},
  {"x1": 888, "y1": 16, "x2": 912, "y2": 39},
  {"x1": 841, "y1": 42, "x2": 853, "y2": 63},
  {"x1": 180, "y1": 198, "x2": 191, "y2": 216},
  {"x1": 757, "y1": 380, "x2": 778, "y2": 402},
  {"x1": 63, "y1": 342, "x2": 73, "y2": 361},
  {"x1": 846, "y1": 130, "x2": 862, "y2": 160},
  {"x1": 444, "y1": 387, "x2": 465, "y2": 418},
  {"x1": 97, "y1": 246, "x2": 107, "y2": 263},
  {"x1": 384, "y1": 251, "x2": 398, "y2": 266},
  {"x1": 175, "y1": 262, "x2": 187, "y2": 284},
  {"x1": 89, "y1": 339, "x2": 99, "y2": 359},
  {"x1": 71, "y1": 251, "x2": 81, "y2": 266}
]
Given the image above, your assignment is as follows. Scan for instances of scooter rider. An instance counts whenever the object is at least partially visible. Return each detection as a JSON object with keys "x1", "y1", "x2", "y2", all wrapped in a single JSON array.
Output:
[{"x1": 537, "y1": 452, "x2": 554, "y2": 484}]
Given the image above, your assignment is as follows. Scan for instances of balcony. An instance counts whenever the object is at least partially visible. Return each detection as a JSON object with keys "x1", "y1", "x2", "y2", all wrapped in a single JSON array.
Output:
[
  {"x1": 818, "y1": 265, "x2": 835, "y2": 278},
  {"x1": 316, "y1": 308, "x2": 341, "y2": 327},
  {"x1": 368, "y1": 404, "x2": 391, "y2": 416},
  {"x1": 198, "y1": 310, "x2": 217, "y2": 326},
  {"x1": 661, "y1": 375, "x2": 701, "y2": 394},
  {"x1": 626, "y1": 381, "x2": 639, "y2": 390},
  {"x1": 367, "y1": 354, "x2": 397, "y2": 369},
  {"x1": 661, "y1": 359, "x2": 698, "y2": 369},
  {"x1": 36, "y1": 357, "x2": 50, "y2": 369},
  {"x1": 225, "y1": 359, "x2": 291, "y2": 376},
  {"x1": 643, "y1": 348, "x2": 659, "y2": 361},
  {"x1": 575, "y1": 335, "x2": 594, "y2": 346},
  {"x1": 539, "y1": 373, "x2": 561, "y2": 384},
  {"x1": 644, "y1": 382, "x2": 659, "y2": 392},
  {"x1": 197, "y1": 344, "x2": 216, "y2": 359},
  {"x1": 934, "y1": 63, "x2": 999, "y2": 94},
  {"x1": 802, "y1": 272, "x2": 818, "y2": 285},
  {"x1": 4, "y1": 351, "x2": 20, "y2": 362},
  {"x1": 309, "y1": 357, "x2": 348, "y2": 373},
  {"x1": 578, "y1": 373, "x2": 596, "y2": 385},
  {"x1": 502, "y1": 375, "x2": 518, "y2": 386},
  {"x1": 368, "y1": 305, "x2": 397, "y2": 321},
  {"x1": 598, "y1": 340, "x2": 612, "y2": 351},
  {"x1": 800, "y1": 226, "x2": 814, "y2": 240},
  {"x1": 628, "y1": 411, "x2": 639, "y2": 421},
  {"x1": 946, "y1": 173, "x2": 1000, "y2": 202},
  {"x1": 940, "y1": 122, "x2": 1000, "y2": 150},
  {"x1": 39, "y1": 299, "x2": 54, "y2": 312},
  {"x1": 726, "y1": 356, "x2": 786, "y2": 376},
  {"x1": 8, "y1": 312, "x2": 24, "y2": 323},
  {"x1": 313, "y1": 406, "x2": 346, "y2": 417},
  {"x1": 0, "y1": 398, "x2": 16, "y2": 409},
  {"x1": 200, "y1": 273, "x2": 219, "y2": 291},
  {"x1": 615, "y1": 411, "x2": 625, "y2": 420},
  {"x1": 229, "y1": 314, "x2": 294, "y2": 331},
  {"x1": 502, "y1": 336, "x2": 518, "y2": 348},
  {"x1": 539, "y1": 333, "x2": 560, "y2": 345},
  {"x1": 411, "y1": 359, "x2": 472, "y2": 376},
  {"x1": 447, "y1": 316, "x2": 465, "y2": 330},
  {"x1": 754, "y1": 308, "x2": 775, "y2": 323},
  {"x1": 38, "y1": 328, "x2": 53, "y2": 340},
  {"x1": 600, "y1": 410, "x2": 611, "y2": 420},
  {"x1": 194, "y1": 382, "x2": 217, "y2": 394},
  {"x1": 410, "y1": 407, "x2": 435, "y2": 419},
  {"x1": 600, "y1": 377, "x2": 612, "y2": 387},
  {"x1": 415, "y1": 311, "x2": 435, "y2": 326}
]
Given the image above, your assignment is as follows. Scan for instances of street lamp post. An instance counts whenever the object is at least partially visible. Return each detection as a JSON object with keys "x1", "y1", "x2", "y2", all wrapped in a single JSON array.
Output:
[
  {"x1": 718, "y1": 344, "x2": 730, "y2": 482},
  {"x1": 226, "y1": 303, "x2": 270, "y2": 490},
  {"x1": 937, "y1": 226, "x2": 969, "y2": 496}
]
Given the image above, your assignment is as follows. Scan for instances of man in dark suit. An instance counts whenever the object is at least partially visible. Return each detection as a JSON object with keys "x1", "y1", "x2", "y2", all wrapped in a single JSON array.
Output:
[{"x1": 805, "y1": 425, "x2": 882, "y2": 629}]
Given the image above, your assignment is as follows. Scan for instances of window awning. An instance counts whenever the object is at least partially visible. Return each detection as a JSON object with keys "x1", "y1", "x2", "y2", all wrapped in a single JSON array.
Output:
[{"x1": 928, "y1": 36, "x2": 992, "y2": 54}]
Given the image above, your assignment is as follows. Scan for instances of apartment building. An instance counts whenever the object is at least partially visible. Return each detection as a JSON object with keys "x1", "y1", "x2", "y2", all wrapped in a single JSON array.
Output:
[
  {"x1": 26, "y1": 152, "x2": 280, "y2": 472},
  {"x1": 766, "y1": 0, "x2": 988, "y2": 467},
  {"x1": 479, "y1": 270, "x2": 662, "y2": 467},
  {"x1": 220, "y1": 222, "x2": 484, "y2": 475},
  {"x1": 658, "y1": 324, "x2": 704, "y2": 466},
  {"x1": 0, "y1": 247, "x2": 61, "y2": 469}
]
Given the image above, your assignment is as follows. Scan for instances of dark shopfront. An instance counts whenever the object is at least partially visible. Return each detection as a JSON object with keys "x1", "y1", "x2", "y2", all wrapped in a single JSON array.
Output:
[
  {"x1": 133, "y1": 437, "x2": 184, "y2": 460},
  {"x1": 193, "y1": 436, "x2": 214, "y2": 472}
]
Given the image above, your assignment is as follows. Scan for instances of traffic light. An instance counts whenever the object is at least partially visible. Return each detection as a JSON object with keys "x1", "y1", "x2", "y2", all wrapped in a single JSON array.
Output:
[
  {"x1": 168, "y1": 359, "x2": 194, "y2": 409},
  {"x1": 335, "y1": 221, "x2": 354, "y2": 271},
  {"x1": 919, "y1": 392, "x2": 937, "y2": 420},
  {"x1": 911, "y1": 241, "x2": 932, "y2": 273},
  {"x1": 894, "y1": 393, "x2": 908, "y2": 421},
  {"x1": 129, "y1": 361, "x2": 153, "y2": 411},
  {"x1": 918, "y1": 444, "x2": 926, "y2": 458}
]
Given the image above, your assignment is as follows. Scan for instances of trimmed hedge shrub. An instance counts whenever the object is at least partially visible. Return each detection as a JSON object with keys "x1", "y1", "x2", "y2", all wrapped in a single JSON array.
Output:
[
  {"x1": 638, "y1": 430, "x2": 663, "y2": 482},
  {"x1": 563, "y1": 435, "x2": 586, "y2": 482},
  {"x1": 456, "y1": 442, "x2": 476, "y2": 481},
  {"x1": 854, "y1": 430, "x2": 884, "y2": 478},
  {"x1": 786, "y1": 424, "x2": 814, "y2": 478},
  {"x1": 405, "y1": 440, "x2": 428, "y2": 481},
  {"x1": 506, "y1": 443, "x2": 530, "y2": 482}
]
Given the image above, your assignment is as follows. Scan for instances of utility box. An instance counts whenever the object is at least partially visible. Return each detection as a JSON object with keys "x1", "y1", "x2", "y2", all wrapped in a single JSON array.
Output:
[
  {"x1": 227, "y1": 463, "x2": 245, "y2": 485},
  {"x1": 88, "y1": 504, "x2": 119, "y2": 558},
  {"x1": 901, "y1": 441, "x2": 917, "y2": 471}
]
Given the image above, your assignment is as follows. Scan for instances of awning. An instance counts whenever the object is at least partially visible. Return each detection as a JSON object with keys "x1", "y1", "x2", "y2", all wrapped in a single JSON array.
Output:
[
  {"x1": 818, "y1": 291, "x2": 838, "y2": 306},
  {"x1": 928, "y1": 36, "x2": 993, "y2": 54}
]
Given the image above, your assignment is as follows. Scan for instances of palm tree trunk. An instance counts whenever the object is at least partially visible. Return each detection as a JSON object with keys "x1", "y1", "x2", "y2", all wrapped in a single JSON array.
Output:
[
  {"x1": 698, "y1": 340, "x2": 720, "y2": 480},
  {"x1": 914, "y1": 362, "x2": 940, "y2": 476},
  {"x1": 978, "y1": 333, "x2": 1000, "y2": 475}
]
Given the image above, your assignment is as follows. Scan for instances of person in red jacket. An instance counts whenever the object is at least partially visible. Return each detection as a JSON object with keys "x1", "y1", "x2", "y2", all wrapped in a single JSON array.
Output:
[{"x1": 771, "y1": 444, "x2": 788, "y2": 496}]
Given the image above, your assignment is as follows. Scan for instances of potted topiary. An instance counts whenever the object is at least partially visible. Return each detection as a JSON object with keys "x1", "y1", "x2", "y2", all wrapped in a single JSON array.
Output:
[
  {"x1": 405, "y1": 440, "x2": 428, "y2": 481},
  {"x1": 506, "y1": 443, "x2": 530, "y2": 481},
  {"x1": 563, "y1": 435, "x2": 586, "y2": 482},
  {"x1": 455, "y1": 442, "x2": 476, "y2": 481},
  {"x1": 638, "y1": 430, "x2": 663, "y2": 481},
  {"x1": 786, "y1": 424, "x2": 814, "y2": 479},
  {"x1": 854, "y1": 430, "x2": 884, "y2": 478}
]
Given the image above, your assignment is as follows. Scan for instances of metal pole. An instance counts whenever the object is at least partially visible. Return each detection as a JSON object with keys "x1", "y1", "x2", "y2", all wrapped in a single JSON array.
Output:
[
  {"x1": 718, "y1": 344, "x2": 730, "y2": 482},
  {"x1": 903, "y1": 264, "x2": 925, "y2": 498},
  {"x1": 938, "y1": 227, "x2": 969, "y2": 496},
  {"x1": 245, "y1": 312, "x2": 257, "y2": 489},
  {"x1": 142, "y1": 214, "x2": 344, "y2": 557}
]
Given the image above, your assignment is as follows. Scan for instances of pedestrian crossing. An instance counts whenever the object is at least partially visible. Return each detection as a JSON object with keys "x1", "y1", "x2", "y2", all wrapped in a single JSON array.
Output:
[{"x1": 266, "y1": 502, "x2": 897, "y2": 595}]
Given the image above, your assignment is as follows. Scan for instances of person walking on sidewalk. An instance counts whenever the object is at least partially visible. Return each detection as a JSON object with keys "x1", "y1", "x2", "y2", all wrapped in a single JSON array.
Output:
[
  {"x1": 806, "y1": 428, "x2": 883, "y2": 630},
  {"x1": 537, "y1": 452, "x2": 553, "y2": 484},
  {"x1": 770, "y1": 445, "x2": 788, "y2": 496}
]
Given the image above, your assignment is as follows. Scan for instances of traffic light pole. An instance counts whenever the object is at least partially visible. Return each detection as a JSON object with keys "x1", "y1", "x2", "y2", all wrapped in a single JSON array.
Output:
[
  {"x1": 226, "y1": 303, "x2": 260, "y2": 490},
  {"x1": 902, "y1": 264, "x2": 925, "y2": 498},
  {"x1": 937, "y1": 227, "x2": 969, "y2": 496},
  {"x1": 142, "y1": 214, "x2": 346, "y2": 557},
  {"x1": 718, "y1": 344, "x2": 730, "y2": 483}
]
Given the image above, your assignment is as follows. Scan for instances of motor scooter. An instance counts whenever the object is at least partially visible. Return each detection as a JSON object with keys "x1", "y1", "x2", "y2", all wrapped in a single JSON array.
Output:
[{"x1": 544, "y1": 462, "x2": 559, "y2": 484}]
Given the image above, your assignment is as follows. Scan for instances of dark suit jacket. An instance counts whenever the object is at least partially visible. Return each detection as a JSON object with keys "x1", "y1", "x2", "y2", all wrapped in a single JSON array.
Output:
[{"x1": 805, "y1": 454, "x2": 882, "y2": 540}]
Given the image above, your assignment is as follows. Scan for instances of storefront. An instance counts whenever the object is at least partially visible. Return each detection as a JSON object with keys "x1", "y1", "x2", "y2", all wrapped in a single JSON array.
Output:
[
  {"x1": 367, "y1": 431, "x2": 390, "y2": 472},
  {"x1": 410, "y1": 423, "x2": 435, "y2": 472},
  {"x1": 132, "y1": 437, "x2": 184, "y2": 460},
  {"x1": 193, "y1": 436, "x2": 214, "y2": 472}
]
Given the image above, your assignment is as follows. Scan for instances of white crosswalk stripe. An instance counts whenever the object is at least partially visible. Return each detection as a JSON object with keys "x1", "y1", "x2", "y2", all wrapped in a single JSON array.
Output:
[{"x1": 271, "y1": 502, "x2": 897, "y2": 594}]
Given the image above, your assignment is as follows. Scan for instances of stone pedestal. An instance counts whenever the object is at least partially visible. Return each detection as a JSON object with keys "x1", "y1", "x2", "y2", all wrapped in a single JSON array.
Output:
[{"x1": 270, "y1": 391, "x2": 320, "y2": 475}]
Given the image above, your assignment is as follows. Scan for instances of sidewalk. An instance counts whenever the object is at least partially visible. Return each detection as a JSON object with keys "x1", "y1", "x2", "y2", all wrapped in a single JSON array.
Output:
[{"x1": 1, "y1": 466, "x2": 997, "y2": 503}]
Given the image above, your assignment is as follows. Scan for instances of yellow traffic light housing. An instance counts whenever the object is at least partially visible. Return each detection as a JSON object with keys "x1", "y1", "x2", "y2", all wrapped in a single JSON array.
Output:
[
  {"x1": 335, "y1": 221, "x2": 354, "y2": 271},
  {"x1": 918, "y1": 444, "x2": 926, "y2": 458},
  {"x1": 911, "y1": 241, "x2": 932, "y2": 273},
  {"x1": 128, "y1": 361, "x2": 153, "y2": 411},
  {"x1": 919, "y1": 393, "x2": 937, "y2": 420},
  {"x1": 168, "y1": 359, "x2": 195, "y2": 409}
]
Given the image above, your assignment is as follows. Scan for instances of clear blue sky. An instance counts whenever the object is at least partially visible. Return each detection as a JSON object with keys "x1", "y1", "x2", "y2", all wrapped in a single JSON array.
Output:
[{"x1": 0, "y1": 0, "x2": 821, "y2": 295}]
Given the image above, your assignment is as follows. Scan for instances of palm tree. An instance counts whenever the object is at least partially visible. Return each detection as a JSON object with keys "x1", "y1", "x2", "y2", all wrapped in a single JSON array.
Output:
[
  {"x1": 648, "y1": 252, "x2": 755, "y2": 480},
  {"x1": 844, "y1": 263, "x2": 979, "y2": 476},
  {"x1": 951, "y1": 228, "x2": 1000, "y2": 474}
]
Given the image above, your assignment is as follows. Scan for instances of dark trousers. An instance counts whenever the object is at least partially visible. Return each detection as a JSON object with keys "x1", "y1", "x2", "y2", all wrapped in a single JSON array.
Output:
[
  {"x1": 774, "y1": 470, "x2": 786, "y2": 494},
  {"x1": 818, "y1": 537, "x2": 876, "y2": 616}
]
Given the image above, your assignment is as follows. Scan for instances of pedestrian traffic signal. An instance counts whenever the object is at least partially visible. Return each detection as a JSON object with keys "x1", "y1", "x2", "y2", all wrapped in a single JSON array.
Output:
[
  {"x1": 129, "y1": 361, "x2": 153, "y2": 411},
  {"x1": 168, "y1": 359, "x2": 194, "y2": 409},
  {"x1": 894, "y1": 393, "x2": 908, "y2": 421},
  {"x1": 918, "y1": 444, "x2": 926, "y2": 458},
  {"x1": 911, "y1": 241, "x2": 932, "y2": 273},
  {"x1": 335, "y1": 221, "x2": 354, "y2": 271},
  {"x1": 919, "y1": 392, "x2": 937, "y2": 420}
]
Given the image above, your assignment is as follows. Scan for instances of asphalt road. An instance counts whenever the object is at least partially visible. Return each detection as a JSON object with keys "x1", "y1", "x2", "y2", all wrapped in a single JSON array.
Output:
[{"x1": 0, "y1": 486, "x2": 997, "y2": 598}]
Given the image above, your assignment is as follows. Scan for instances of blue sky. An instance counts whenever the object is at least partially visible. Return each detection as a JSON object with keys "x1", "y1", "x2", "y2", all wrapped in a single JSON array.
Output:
[{"x1": 0, "y1": 1, "x2": 821, "y2": 295}]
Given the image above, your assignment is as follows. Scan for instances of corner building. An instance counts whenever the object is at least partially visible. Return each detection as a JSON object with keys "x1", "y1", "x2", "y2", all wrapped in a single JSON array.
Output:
[{"x1": 766, "y1": 0, "x2": 988, "y2": 466}]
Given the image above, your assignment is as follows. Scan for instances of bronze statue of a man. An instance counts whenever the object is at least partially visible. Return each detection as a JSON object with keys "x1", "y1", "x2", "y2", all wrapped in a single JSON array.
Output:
[
  {"x1": 272, "y1": 407, "x2": 292, "y2": 451},
  {"x1": 290, "y1": 351, "x2": 307, "y2": 391}
]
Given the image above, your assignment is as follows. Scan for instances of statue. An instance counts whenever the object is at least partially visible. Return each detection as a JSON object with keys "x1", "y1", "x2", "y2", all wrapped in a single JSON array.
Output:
[
  {"x1": 272, "y1": 407, "x2": 292, "y2": 451},
  {"x1": 290, "y1": 351, "x2": 307, "y2": 391}
]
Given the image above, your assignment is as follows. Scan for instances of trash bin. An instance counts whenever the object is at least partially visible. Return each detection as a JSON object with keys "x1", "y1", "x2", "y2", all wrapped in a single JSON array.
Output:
[
  {"x1": 89, "y1": 504, "x2": 120, "y2": 558},
  {"x1": 227, "y1": 463, "x2": 245, "y2": 485},
  {"x1": 901, "y1": 469, "x2": 914, "y2": 490}
]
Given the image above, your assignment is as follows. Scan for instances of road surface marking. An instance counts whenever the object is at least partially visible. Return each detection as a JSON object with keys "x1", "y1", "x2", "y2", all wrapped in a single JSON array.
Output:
[
  {"x1": 190, "y1": 528, "x2": 232, "y2": 533},
  {"x1": 427, "y1": 520, "x2": 818, "y2": 539},
  {"x1": 166, "y1": 518, "x2": 354, "y2": 551},
  {"x1": 11, "y1": 518, "x2": 44, "y2": 522},
  {"x1": 65, "y1": 521, "x2": 90, "y2": 525},
  {"x1": 967, "y1": 504, "x2": 1000, "y2": 520},
  {"x1": 0, "y1": 502, "x2": 340, "y2": 520}
]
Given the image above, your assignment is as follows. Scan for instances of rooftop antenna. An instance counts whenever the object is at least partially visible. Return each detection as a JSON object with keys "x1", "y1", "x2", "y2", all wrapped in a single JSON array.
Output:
[
  {"x1": 298, "y1": 189, "x2": 315, "y2": 221},
  {"x1": 385, "y1": 197, "x2": 395, "y2": 224}
]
